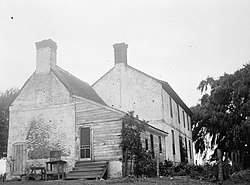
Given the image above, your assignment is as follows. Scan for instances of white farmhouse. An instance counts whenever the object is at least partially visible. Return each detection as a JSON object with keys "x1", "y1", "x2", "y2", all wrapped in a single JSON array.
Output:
[{"x1": 93, "y1": 43, "x2": 194, "y2": 164}]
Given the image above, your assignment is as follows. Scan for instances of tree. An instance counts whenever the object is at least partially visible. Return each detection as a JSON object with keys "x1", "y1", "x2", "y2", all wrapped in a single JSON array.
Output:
[
  {"x1": 0, "y1": 88, "x2": 19, "y2": 158},
  {"x1": 192, "y1": 63, "x2": 250, "y2": 169}
]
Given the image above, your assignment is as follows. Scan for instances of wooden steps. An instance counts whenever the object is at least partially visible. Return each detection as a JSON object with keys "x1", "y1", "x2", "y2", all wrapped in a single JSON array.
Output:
[{"x1": 66, "y1": 161, "x2": 108, "y2": 180}]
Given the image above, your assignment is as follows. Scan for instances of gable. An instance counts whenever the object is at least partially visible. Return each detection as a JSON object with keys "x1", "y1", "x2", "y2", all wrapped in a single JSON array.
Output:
[{"x1": 11, "y1": 71, "x2": 72, "y2": 109}]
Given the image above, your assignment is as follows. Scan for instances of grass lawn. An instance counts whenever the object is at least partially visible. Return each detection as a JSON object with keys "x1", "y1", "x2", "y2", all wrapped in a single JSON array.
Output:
[
  {"x1": 0, "y1": 176, "x2": 248, "y2": 185},
  {"x1": 0, "y1": 176, "x2": 215, "y2": 185}
]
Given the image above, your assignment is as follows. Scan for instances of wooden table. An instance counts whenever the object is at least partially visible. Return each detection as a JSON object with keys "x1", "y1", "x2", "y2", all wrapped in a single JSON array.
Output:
[
  {"x1": 45, "y1": 160, "x2": 67, "y2": 180},
  {"x1": 24, "y1": 166, "x2": 46, "y2": 181}
]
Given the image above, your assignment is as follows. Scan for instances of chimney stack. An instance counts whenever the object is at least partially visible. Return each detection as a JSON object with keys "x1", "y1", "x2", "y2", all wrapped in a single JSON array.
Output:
[
  {"x1": 113, "y1": 42, "x2": 128, "y2": 65},
  {"x1": 35, "y1": 39, "x2": 57, "y2": 74}
]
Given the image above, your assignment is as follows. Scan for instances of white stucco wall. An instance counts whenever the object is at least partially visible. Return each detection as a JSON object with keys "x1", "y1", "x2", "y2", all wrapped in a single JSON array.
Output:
[
  {"x1": 161, "y1": 89, "x2": 193, "y2": 164},
  {"x1": 93, "y1": 63, "x2": 163, "y2": 121},
  {"x1": 7, "y1": 71, "x2": 76, "y2": 179}
]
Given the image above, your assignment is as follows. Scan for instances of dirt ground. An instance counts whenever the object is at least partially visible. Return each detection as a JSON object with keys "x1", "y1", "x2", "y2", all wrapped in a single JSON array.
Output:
[{"x1": 0, "y1": 176, "x2": 249, "y2": 185}]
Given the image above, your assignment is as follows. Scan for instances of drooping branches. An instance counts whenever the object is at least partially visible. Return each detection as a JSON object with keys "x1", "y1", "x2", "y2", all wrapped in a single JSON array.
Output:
[{"x1": 192, "y1": 63, "x2": 250, "y2": 165}]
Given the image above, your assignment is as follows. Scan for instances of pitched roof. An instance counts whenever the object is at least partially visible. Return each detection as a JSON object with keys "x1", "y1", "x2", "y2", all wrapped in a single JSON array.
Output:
[
  {"x1": 157, "y1": 80, "x2": 193, "y2": 116},
  {"x1": 125, "y1": 65, "x2": 193, "y2": 116},
  {"x1": 52, "y1": 66, "x2": 106, "y2": 105}
]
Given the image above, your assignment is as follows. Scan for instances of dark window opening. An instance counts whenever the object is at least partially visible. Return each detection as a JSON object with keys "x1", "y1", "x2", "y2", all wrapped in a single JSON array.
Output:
[
  {"x1": 189, "y1": 140, "x2": 192, "y2": 159},
  {"x1": 185, "y1": 137, "x2": 188, "y2": 158},
  {"x1": 145, "y1": 139, "x2": 148, "y2": 150},
  {"x1": 150, "y1": 134, "x2": 154, "y2": 158},
  {"x1": 179, "y1": 136, "x2": 185, "y2": 163},
  {"x1": 171, "y1": 130, "x2": 175, "y2": 155},
  {"x1": 158, "y1": 136, "x2": 162, "y2": 153},
  {"x1": 177, "y1": 105, "x2": 180, "y2": 123},
  {"x1": 183, "y1": 111, "x2": 185, "y2": 128},
  {"x1": 169, "y1": 97, "x2": 173, "y2": 118},
  {"x1": 187, "y1": 115, "x2": 190, "y2": 131}
]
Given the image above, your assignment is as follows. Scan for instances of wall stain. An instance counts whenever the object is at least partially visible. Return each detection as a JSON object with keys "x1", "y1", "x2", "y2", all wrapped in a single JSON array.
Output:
[{"x1": 26, "y1": 117, "x2": 70, "y2": 159}]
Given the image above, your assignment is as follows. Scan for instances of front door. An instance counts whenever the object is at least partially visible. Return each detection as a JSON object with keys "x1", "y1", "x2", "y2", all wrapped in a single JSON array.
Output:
[
  {"x1": 80, "y1": 127, "x2": 91, "y2": 160},
  {"x1": 12, "y1": 143, "x2": 27, "y2": 175}
]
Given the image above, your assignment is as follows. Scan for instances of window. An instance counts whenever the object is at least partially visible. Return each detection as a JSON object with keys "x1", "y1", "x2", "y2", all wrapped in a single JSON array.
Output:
[
  {"x1": 187, "y1": 115, "x2": 190, "y2": 131},
  {"x1": 177, "y1": 105, "x2": 180, "y2": 123},
  {"x1": 185, "y1": 137, "x2": 188, "y2": 158},
  {"x1": 189, "y1": 140, "x2": 192, "y2": 159},
  {"x1": 183, "y1": 111, "x2": 185, "y2": 128},
  {"x1": 169, "y1": 97, "x2": 173, "y2": 118},
  {"x1": 158, "y1": 136, "x2": 162, "y2": 153},
  {"x1": 171, "y1": 130, "x2": 175, "y2": 155},
  {"x1": 150, "y1": 134, "x2": 155, "y2": 158},
  {"x1": 145, "y1": 139, "x2": 148, "y2": 150}
]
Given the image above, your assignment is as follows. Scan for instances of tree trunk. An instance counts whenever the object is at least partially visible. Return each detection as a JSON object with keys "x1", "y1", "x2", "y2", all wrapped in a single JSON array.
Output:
[{"x1": 217, "y1": 149, "x2": 223, "y2": 184}]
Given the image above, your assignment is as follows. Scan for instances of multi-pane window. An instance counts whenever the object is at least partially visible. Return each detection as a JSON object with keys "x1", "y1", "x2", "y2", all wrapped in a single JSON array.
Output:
[
  {"x1": 145, "y1": 139, "x2": 148, "y2": 150},
  {"x1": 169, "y1": 97, "x2": 173, "y2": 118},
  {"x1": 187, "y1": 114, "x2": 190, "y2": 131},
  {"x1": 189, "y1": 140, "x2": 192, "y2": 159},
  {"x1": 177, "y1": 104, "x2": 180, "y2": 123},
  {"x1": 158, "y1": 136, "x2": 162, "y2": 153},
  {"x1": 183, "y1": 111, "x2": 185, "y2": 128},
  {"x1": 171, "y1": 130, "x2": 175, "y2": 155}
]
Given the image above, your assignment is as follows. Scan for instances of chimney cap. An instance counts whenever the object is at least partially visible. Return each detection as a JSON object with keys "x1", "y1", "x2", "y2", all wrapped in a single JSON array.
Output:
[
  {"x1": 113, "y1": 42, "x2": 128, "y2": 65},
  {"x1": 35, "y1": 39, "x2": 57, "y2": 50},
  {"x1": 113, "y1": 42, "x2": 128, "y2": 50}
]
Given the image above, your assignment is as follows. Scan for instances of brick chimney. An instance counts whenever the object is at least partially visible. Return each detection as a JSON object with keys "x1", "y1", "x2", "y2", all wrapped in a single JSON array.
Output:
[
  {"x1": 35, "y1": 39, "x2": 57, "y2": 74},
  {"x1": 113, "y1": 42, "x2": 128, "y2": 65}
]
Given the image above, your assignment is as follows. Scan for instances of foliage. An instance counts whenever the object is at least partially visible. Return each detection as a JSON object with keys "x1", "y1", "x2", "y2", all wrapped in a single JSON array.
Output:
[
  {"x1": 191, "y1": 63, "x2": 250, "y2": 166},
  {"x1": 134, "y1": 150, "x2": 157, "y2": 177},
  {"x1": 159, "y1": 159, "x2": 175, "y2": 176},
  {"x1": 120, "y1": 111, "x2": 145, "y2": 157},
  {"x1": 120, "y1": 111, "x2": 157, "y2": 177},
  {"x1": 160, "y1": 161, "x2": 217, "y2": 180},
  {"x1": 0, "y1": 88, "x2": 19, "y2": 158}
]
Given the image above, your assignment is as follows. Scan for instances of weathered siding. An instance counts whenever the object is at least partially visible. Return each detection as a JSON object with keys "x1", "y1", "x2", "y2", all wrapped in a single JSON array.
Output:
[
  {"x1": 75, "y1": 99, "x2": 125, "y2": 178},
  {"x1": 141, "y1": 130, "x2": 166, "y2": 163}
]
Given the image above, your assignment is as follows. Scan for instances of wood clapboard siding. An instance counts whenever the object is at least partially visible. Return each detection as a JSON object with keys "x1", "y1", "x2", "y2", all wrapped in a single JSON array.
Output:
[
  {"x1": 75, "y1": 99, "x2": 124, "y2": 161},
  {"x1": 141, "y1": 131, "x2": 166, "y2": 162}
]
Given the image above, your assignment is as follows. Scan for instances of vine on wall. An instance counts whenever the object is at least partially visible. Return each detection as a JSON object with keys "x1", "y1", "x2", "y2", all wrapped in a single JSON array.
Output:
[{"x1": 120, "y1": 111, "x2": 157, "y2": 177}]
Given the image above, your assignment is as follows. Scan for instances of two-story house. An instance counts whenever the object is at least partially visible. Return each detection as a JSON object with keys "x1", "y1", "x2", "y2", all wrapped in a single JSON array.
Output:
[
  {"x1": 6, "y1": 39, "x2": 168, "y2": 180},
  {"x1": 93, "y1": 43, "x2": 193, "y2": 164}
]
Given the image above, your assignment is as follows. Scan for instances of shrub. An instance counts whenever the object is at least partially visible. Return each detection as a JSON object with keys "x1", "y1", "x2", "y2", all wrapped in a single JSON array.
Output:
[
  {"x1": 134, "y1": 150, "x2": 157, "y2": 177},
  {"x1": 159, "y1": 159, "x2": 175, "y2": 176}
]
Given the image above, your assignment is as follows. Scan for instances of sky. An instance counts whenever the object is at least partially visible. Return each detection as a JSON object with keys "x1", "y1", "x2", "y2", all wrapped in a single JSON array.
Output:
[{"x1": 1, "y1": 0, "x2": 250, "y2": 107}]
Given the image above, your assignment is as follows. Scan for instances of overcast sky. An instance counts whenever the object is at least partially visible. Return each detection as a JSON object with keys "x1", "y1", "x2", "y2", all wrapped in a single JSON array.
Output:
[{"x1": 1, "y1": 0, "x2": 250, "y2": 107}]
